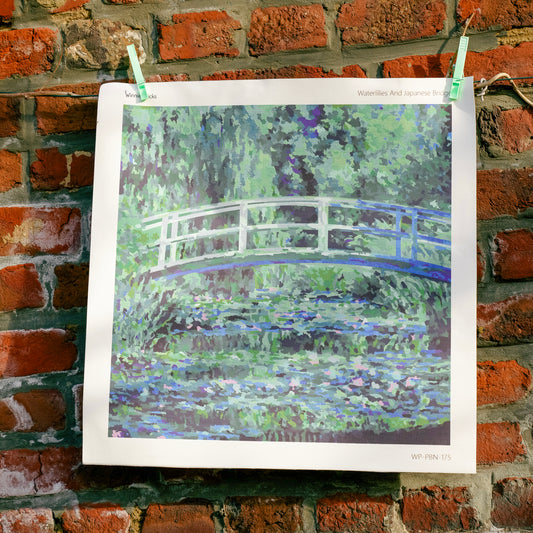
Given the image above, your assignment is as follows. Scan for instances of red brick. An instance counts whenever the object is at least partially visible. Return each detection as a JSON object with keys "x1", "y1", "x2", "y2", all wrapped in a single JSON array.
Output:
[
  {"x1": 0, "y1": 28, "x2": 57, "y2": 79},
  {"x1": 492, "y1": 477, "x2": 533, "y2": 528},
  {"x1": 142, "y1": 502, "x2": 214, "y2": 533},
  {"x1": 316, "y1": 493, "x2": 393, "y2": 533},
  {"x1": 203, "y1": 64, "x2": 367, "y2": 80},
  {"x1": 159, "y1": 11, "x2": 241, "y2": 60},
  {"x1": 0, "y1": 389, "x2": 65, "y2": 432},
  {"x1": 0, "y1": 0, "x2": 14, "y2": 23},
  {"x1": 36, "y1": 447, "x2": 81, "y2": 494},
  {"x1": 383, "y1": 42, "x2": 533, "y2": 83},
  {"x1": 61, "y1": 504, "x2": 130, "y2": 533},
  {"x1": 477, "y1": 422, "x2": 527, "y2": 465},
  {"x1": 496, "y1": 107, "x2": 533, "y2": 154},
  {"x1": 69, "y1": 152, "x2": 94, "y2": 187},
  {"x1": 0, "y1": 264, "x2": 44, "y2": 313},
  {"x1": 477, "y1": 244, "x2": 485, "y2": 282},
  {"x1": 50, "y1": 0, "x2": 89, "y2": 13},
  {"x1": 53, "y1": 263, "x2": 89, "y2": 309},
  {"x1": 478, "y1": 360, "x2": 532, "y2": 406},
  {"x1": 145, "y1": 73, "x2": 189, "y2": 82},
  {"x1": 248, "y1": 5, "x2": 327, "y2": 56},
  {"x1": 224, "y1": 496, "x2": 302, "y2": 533},
  {"x1": 337, "y1": 0, "x2": 446, "y2": 46},
  {"x1": 477, "y1": 168, "x2": 533, "y2": 219},
  {"x1": 401, "y1": 486, "x2": 479, "y2": 532},
  {"x1": 0, "y1": 329, "x2": 77, "y2": 378},
  {"x1": 477, "y1": 294, "x2": 533, "y2": 344},
  {"x1": 0, "y1": 150, "x2": 22, "y2": 192},
  {"x1": 0, "y1": 97, "x2": 19, "y2": 136},
  {"x1": 0, "y1": 449, "x2": 41, "y2": 497},
  {"x1": 0, "y1": 448, "x2": 81, "y2": 497},
  {"x1": 0, "y1": 206, "x2": 81, "y2": 256},
  {"x1": 30, "y1": 148, "x2": 94, "y2": 190},
  {"x1": 30, "y1": 148, "x2": 67, "y2": 190},
  {"x1": 493, "y1": 229, "x2": 533, "y2": 281},
  {"x1": 0, "y1": 508, "x2": 54, "y2": 533},
  {"x1": 35, "y1": 83, "x2": 99, "y2": 135},
  {"x1": 457, "y1": 0, "x2": 533, "y2": 30},
  {"x1": 465, "y1": 42, "x2": 533, "y2": 84}
]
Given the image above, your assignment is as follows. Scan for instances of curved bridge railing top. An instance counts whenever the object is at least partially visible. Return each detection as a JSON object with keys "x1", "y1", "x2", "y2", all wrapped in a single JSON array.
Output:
[{"x1": 142, "y1": 196, "x2": 451, "y2": 281}]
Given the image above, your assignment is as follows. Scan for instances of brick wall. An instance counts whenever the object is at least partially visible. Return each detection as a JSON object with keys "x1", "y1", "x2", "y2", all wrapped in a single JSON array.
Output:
[{"x1": 0, "y1": 0, "x2": 531, "y2": 531}]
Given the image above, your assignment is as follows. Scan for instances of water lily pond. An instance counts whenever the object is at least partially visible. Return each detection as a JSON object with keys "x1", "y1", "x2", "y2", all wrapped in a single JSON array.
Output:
[{"x1": 109, "y1": 264, "x2": 450, "y2": 444}]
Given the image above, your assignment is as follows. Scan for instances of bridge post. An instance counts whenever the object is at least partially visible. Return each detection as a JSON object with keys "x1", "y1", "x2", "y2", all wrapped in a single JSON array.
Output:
[
  {"x1": 318, "y1": 199, "x2": 328, "y2": 252},
  {"x1": 157, "y1": 214, "x2": 170, "y2": 269},
  {"x1": 395, "y1": 208, "x2": 403, "y2": 259},
  {"x1": 411, "y1": 209, "x2": 419, "y2": 261},
  {"x1": 239, "y1": 202, "x2": 248, "y2": 253}
]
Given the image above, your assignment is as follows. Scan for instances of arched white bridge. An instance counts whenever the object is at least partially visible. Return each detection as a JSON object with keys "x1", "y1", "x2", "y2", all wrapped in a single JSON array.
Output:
[{"x1": 142, "y1": 197, "x2": 451, "y2": 282}]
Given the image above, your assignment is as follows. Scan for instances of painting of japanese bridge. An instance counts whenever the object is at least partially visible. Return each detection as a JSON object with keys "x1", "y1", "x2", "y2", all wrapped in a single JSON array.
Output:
[{"x1": 110, "y1": 102, "x2": 452, "y2": 445}]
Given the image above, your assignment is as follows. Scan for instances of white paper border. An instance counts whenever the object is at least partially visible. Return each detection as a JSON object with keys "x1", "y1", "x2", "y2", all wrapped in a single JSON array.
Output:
[{"x1": 84, "y1": 78, "x2": 476, "y2": 472}]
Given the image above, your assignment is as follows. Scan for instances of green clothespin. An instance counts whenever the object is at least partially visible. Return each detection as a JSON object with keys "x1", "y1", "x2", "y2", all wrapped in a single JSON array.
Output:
[
  {"x1": 450, "y1": 36, "x2": 469, "y2": 100},
  {"x1": 127, "y1": 44, "x2": 148, "y2": 102}
]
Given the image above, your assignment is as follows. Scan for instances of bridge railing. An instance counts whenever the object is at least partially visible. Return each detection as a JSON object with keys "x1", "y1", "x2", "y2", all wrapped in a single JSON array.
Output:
[{"x1": 142, "y1": 197, "x2": 451, "y2": 274}]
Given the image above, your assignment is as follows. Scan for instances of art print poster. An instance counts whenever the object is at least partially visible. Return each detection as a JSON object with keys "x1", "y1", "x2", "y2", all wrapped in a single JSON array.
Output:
[{"x1": 84, "y1": 78, "x2": 476, "y2": 472}]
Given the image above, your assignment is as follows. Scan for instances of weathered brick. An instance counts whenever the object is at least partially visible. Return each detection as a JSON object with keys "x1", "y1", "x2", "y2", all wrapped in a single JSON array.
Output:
[
  {"x1": 69, "y1": 152, "x2": 94, "y2": 188},
  {"x1": 0, "y1": 329, "x2": 77, "y2": 377},
  {"x1": 0, "y1": 447, "x2": 81, "y2": 497},
  {"x1": 477, "y1": 422, "x2": 527, "y2": 465},
  {"x1": 478, "y1": 294, "x2": 533, "y2": 344},
  {"x1": 337, "y1": 0, "x2": 446, "y2": 46},
  {"x1": 30, "y1": 148, "x2": 67, "y2": 190},
  {"x1": 224, "y1": 496, "x2": 302, "y2": 533},
  {"x1": 401, "y1": 486, "x2": 479, "y2": 532},
  {"x1": 203, "y1": 64, "x2": 367, "y2": 80},
  {"x1": 0, "y1": 150, "x2": 22, "y2": 192},
  {"x1": 145, "y1": 73, "x2": 189, "y2": 82},
  {"x1": 478, "y1": 360, "x2": 532, "y2": 406},
  {"x1": 35, "y1": 83, "x2": 99, "y2": 135},
  {"x1": 477, "y1": 168, "x2": 533, "y2": 219},
  {"x1": 30, "y1": 148, "x2": 94, "y2": 190},
  {"x1": 0, "y1": 97, "x2": 19, "y2": 136},
  {"x1": 493, "y1": 229, "x2": 533, "y2": 281},
  {"x1": 383, "y1": 42, "x2": 533, "y2": 83},
  {"x1": 248, "y1": 5, "x2": 327, "y2": 56},
  {"x1": 0, "y1": 389, "x2": 65, "y2": 432},
  {"x1": 0, "y1": 508, "x2": 54, "y2": 533},
  {"x1": 41, "y1": 0, "x2": 89, "y2": 14},
  {"x1": 159, "y1": 11, "x2": 241, "y2": 61},
  {"x1": 492, "y1": 478, "x2": 533, "y2": 528},
  {"x1": 65, "y1": 19, "x2": 144, "y2": 70},
  {"x1": 493, "y1": 107, "x2": 533, "y2": 154},
  {"x1": 0, "y1": 0, "x2": 14, "y2": 23},
  {"x1": 0, "y1": 264, "x2": 44, "y2": 313},
  {"x1": 466, "y1": 42, "x2": 533, "y2": 84},
  {"x1": 142, "y1": 502, "x2": 214, "y2": 533},
  {"x1": 0, "y1": 206, "x2": 81, "y2": 256},
  {"x1": 477, "y1": 244, "x2": 485, "y2": 282},
  {"x1": 457, "y1": 0, "x2": 533, "y2": 30},
  {"x1": 0, "y1": 449, "x2": 41, "y2": 497},
  {"x1": 316, "y1": 493, "x2": 393, "y2": 533},
  {"x1": 36, "y1": 447, "x2": 81, "y2": 494},
  {"x1": 53, "y1": 263, "x2": 89, "y2": 309},
  {"x1": 0, "y1": 28, "x2": 57, "y2": 79},
  {"x1": 61, "y1": 504, "x2": 130, "y2": 533}
]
